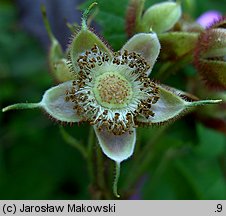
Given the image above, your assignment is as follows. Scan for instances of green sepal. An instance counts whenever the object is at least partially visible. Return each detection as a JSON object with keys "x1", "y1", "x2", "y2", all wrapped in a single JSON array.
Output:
[
  {"x1": 2, "y1": 81, "x2": 80, "y2": 123},
  {"x1": 159, "y1": 32, "x2": 199, "y2": 60},
  {"x1": 40, "y1": 81, "x2": 80, "y2": 123},
  {"x1": 200, "y1": 29, "x2": 226, "y2": 59},
  {"x1": 41, "y1": 5, "x2": 63, "y2": 60},
  {"x1": 94, "y1": 126, "x2": 136, "y2": 163},
  {"x1": 122, "y1": 32, "x2": 160, "y2": 75},
  {"x1": 69, "y1": 28, "x2": 113, "y2": 73},
  {"x1": 53, "y1": 59, "x2": 75, "y2": 82},
  {"x1": 93, "y1": 126, "x2": 136, "y2": 198},
  {"x1": 68, "y1": 3, "x2": 113, "y2": 74},
  {"x1": 141, "y1": 1, "x2": 182, "y2": 34},
  {"x1": 195, "y1": 28, "x2": 226, "y2": 89},
  {"x1": 197, "y1": 59, "x2": 226, "y2": 89},
  {"x1": 136, "y1": 84, "x2": 222, "y2": 125}
]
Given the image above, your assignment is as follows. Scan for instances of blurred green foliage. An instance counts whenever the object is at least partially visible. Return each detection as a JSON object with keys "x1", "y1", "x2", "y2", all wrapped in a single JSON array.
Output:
[
  {"x1": 0, "y1": 0, "x2": 226, "y2": 199},
  {"x1": 0, "y1": 1, "x2": 89, "y2": 199}
]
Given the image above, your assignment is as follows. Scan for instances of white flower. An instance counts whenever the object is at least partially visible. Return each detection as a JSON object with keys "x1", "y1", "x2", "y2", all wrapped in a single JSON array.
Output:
[{"x1": 2, "y1": 6, "x2": 221, "y2": 197}]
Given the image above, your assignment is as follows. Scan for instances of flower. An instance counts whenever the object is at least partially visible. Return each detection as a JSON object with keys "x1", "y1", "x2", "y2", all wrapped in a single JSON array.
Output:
[
  {"x1": 2, "y1": 4, "x2": 221, "y2": 197},
  {"x1": 67, "y1": 32, "x2": 161, "y2": 162},
  {"x1": 196, "y1": 10, "x2": 222, "y2": 28}
]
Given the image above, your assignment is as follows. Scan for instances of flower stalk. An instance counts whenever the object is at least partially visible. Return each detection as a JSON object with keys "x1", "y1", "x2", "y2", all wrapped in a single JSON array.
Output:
[{"x1": 113, "y1": 162, "x2": 121, "y2": 198}]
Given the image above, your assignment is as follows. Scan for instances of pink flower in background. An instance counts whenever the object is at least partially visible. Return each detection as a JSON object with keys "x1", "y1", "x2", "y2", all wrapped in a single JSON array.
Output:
[{"x1": 196, "y1": 10, "x2": 222, "y2": 28}]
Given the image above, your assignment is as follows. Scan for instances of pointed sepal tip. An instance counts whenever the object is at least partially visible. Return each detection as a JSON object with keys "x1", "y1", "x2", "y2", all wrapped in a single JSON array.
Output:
[
  {"x1": 186, "y1": 99, "x2": 222, "y2": 107},
  {"x1": 82, "y1": 2, "x2": 98, "y2": 29},
  {"x1": 41, "y1": 4, "x2": 55, "y2": 41},
  {"x1": 2, "y1": 103, "x2": 41, "y2": 113}
]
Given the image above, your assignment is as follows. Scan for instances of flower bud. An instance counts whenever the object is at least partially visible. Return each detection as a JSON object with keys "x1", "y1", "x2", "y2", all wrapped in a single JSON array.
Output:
[
  {"x1": 194, "y1": 18, "x2": 226, "y2": 90},
  {"x1": 53, "y1": 59, "x2": 74, "y2": 82},
  {"x1": 159, "y1": 32, "x2": 199, "y2": 60},
  {"x1": 41, "y1": 5, "x2": 74, "y2": 83},
  {"x1": 141, "y1": 1, "x2": 182, "y2": 33},
  {"x1": 126, "y1": 0, "x2": 145, "y2": 37}
]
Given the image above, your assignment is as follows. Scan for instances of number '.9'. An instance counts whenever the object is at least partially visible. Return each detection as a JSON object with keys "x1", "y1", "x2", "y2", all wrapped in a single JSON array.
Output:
[{"x1": 216, "y1": 204, "x2": 222, "y2": 212}]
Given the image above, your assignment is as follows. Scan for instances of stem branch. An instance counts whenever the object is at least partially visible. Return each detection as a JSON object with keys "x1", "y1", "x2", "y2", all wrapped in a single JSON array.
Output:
[{"x1": 59, "y1": 126, "x2": 87, "y2": 159}]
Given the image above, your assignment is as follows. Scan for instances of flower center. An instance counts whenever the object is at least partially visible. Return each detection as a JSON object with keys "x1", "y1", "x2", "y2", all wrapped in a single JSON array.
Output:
[
  {"x1": 93, "y1": 72, "x2": 133, "y2": 109},
  {"x1": 66, "y1": 45, "x2": 160, "y2": 135}
]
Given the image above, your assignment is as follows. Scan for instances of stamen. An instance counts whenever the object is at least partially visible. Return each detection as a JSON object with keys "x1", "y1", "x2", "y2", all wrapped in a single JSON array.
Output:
[{"x1": 66, "y1": 45, "x2": 160, "y2": 135}]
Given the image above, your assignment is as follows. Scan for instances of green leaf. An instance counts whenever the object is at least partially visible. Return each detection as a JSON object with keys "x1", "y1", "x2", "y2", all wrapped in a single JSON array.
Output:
[
  {"x1": 142, "y1": 127, "x2": 226, "y2": 199},
  {"x1": 175, "y1": 154, "x2": 226, "y2": 199},
  {"x1": 194, "y1": 124, "x2": 226, "y2": 158}
]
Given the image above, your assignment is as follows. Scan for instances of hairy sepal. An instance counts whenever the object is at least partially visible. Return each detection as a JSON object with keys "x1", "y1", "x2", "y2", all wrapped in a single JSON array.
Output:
[
  {"x1": 194, "y1": 28, "x2": 226, "y2": 89},
  {"x1": 40, "y1": 81, "x2": 80, "y2": 123},
  {"x1": 196, "y1": 59, "x2": 226, "y2": 90},
  {"x1": 159, "y1": 32, "x2": 199, "y2": 60},
  {"x1": 2, "y1": 81, "x2": 80, "y2": 124},
  {"x1": 122, "y1": 32, "x2": 160, "y2": 75},
  {"x1": 53, "y1": 59, "x2": 75, "y2": 83},
  {"x1": 207, "y1": 16, "x2": 226, "y2": 29},
  {"x1": 126, "y1": 0, "x2": 145, "y2": 37},
  {"x1": 49, "y1": 41, "x2": 74, "y2": 83},
  {"x1": 141, "y1": 1, "x2": 182, "y2": 34},
  {"x1": 94, "y1": 126, "x2": 136, "y2": 163},
  {"x1": 68, "y1": 27, "x2": 113, "y2": 74},
  {"x1": 136, "y1": 85, "x2": 222, "y2": 125}
]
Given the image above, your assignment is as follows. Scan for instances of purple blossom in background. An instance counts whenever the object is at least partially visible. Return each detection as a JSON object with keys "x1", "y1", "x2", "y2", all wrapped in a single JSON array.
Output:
[{"x1": 196, "y1": 10, "x2": 222, "y2": 28}]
